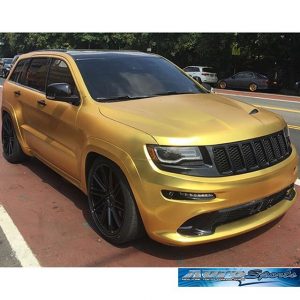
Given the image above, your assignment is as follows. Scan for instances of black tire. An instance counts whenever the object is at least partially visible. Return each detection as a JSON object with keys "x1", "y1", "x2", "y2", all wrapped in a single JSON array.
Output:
[
  {"x1": 1, "y1": 113, "x2": 29, "y2": 163},
  {"x1": 249, "y1": 83, "x2": 258, "y2": 92},
  {"x1": 219, "y1": 81, "x2": 227, "y2": 89},
  {"x1": 194, "y1": 76, "x2": 202, "y2": 84},
  {"x1": 87, "y1": 157, "x2": 145, "y2": 245}
]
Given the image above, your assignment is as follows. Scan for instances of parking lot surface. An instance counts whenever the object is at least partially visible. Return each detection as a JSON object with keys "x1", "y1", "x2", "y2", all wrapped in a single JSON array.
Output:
[{"x1": 0, "y1": 83, "x2": 299, "y2": 267}]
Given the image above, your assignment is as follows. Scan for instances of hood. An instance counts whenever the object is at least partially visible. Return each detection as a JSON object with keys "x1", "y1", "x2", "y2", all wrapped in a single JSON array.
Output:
[{"x1": 99, "y1": 93, "x2": 285, "y2": 145}]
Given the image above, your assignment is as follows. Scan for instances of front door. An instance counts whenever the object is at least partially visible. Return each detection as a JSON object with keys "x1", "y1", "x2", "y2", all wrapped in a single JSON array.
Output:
[{"x1": 16, "y1": 57, "x2": 82, "y2": 181}]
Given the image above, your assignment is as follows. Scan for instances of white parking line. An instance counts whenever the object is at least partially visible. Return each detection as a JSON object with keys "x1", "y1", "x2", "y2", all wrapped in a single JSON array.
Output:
[
  {"x1": 296, "y1": 179, "x2": 300, "y2": 186},
  {"x1": 0, "y1": 205, "x2": 40, "y2": 267},
  {"x1": 216, "y1": 92, "x2": 300, "y2": 104}
]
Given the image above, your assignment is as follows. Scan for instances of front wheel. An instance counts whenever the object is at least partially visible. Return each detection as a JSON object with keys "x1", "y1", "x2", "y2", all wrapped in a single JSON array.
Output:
[
  {"x1": 1, "y1": 113, "x2": 29, "y2": 163},
  {"x1": 219, "y1": 81, "x2": 227, "y2": 89},
  {"x1": 193, "y1": 76, "x2": 202, "y2": 84},
  {"x1": 87, "y1": 157, "x2": 145, "y2": 244}
]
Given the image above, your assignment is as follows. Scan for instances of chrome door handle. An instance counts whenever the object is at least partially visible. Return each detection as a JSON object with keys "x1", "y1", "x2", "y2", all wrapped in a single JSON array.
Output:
[
  {"x1": 37, "y1": 100, "x2": 46, "y2": 106},
  {"x1": 14, "y1": 90, "x2": 21, "y2": 96}
]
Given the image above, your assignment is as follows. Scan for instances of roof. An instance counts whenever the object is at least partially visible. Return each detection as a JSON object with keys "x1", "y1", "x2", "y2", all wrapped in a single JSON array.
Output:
[{"x1": 26, "y1": 49, "x2": 158, "y2": 60}]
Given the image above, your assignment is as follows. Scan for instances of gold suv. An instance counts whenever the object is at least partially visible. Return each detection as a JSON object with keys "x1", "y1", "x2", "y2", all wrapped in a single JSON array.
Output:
[{"x1": 1, "y1": 50, "x2": 298, "y2": 246}]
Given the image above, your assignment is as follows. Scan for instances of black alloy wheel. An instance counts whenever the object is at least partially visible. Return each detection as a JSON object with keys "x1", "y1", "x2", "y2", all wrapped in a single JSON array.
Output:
[
  {"x1": 88, "y1": 157, "x2": 144, "y2": 244},
  {"x1": 1, "y1": 113, "x2": 28, "y2": 163}
]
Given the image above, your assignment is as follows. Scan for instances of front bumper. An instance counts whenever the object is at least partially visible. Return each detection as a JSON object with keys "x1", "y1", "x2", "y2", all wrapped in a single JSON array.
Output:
[{"x1": 132, "y1": 145, "x2": 298, "y2": 246}]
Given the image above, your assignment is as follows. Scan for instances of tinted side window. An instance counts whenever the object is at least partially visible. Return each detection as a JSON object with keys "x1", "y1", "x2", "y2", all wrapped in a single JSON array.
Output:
[
  {"x1": 234, "y1": 73, "x2": 249, "y2": 79},
  {"x1": 184, "y1": 67, "x2": 199, "y2": 72},
  {"x1": 9, "y1": 60, "x2": 25, "y2": 82},
  {"x1": 18, "y1": 59, "x2": 31, "y2": 85},
  {"x1": 47, "y1": 59, "x2": 78, "y2": 95},
  {"x1": 243, "y1": 72, "x2": 254, "y2": 78},
  {"x1": 25, "y1": 58, "x2": 50, "y2": 92}
]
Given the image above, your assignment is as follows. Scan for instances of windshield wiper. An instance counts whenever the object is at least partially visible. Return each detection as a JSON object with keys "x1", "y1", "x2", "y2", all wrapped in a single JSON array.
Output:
[
  {"x1": 95, "y1": 91, "x2": 200, "y2": 102},
  {"x1": 151, "y1": 91, "x2": 200, "y2": 97},
  {"x1": 95, "y1": 95, "x2": 151, "y2": 102}
]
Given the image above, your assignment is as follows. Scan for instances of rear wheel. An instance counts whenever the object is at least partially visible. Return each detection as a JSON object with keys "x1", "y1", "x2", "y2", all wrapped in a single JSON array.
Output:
[
  {"x1": 87, "y1": 157, "x2": 144, "y2": 244},
  {"x1": 249, "y1": 83, "x2": 258, "y2": 92},
  {"x1": 219, "y1": 81, "x2": 227, "y2": 89},
  {"x1": 1, "y1": 113, "x2": 29, "y2": 163}
]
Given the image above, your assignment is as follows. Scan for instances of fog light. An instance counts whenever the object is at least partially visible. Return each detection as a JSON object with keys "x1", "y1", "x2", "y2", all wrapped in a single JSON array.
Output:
[{"x1": 162, "y1": 190, "x2": 216, "y2": 200}]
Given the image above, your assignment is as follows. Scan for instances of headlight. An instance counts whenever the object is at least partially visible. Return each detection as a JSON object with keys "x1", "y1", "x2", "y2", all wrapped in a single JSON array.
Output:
[
  {"x1": 146, "y1": 145, "x2": 215, "y2": 176},
  {"x1": 146, "y1": 145, "x2": 203, "y2": 165}
]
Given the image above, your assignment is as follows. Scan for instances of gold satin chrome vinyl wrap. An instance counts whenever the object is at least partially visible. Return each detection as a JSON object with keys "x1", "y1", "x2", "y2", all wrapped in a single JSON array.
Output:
[{"x1": 1, "y1": 50, "x2": 298, "y2": 246}]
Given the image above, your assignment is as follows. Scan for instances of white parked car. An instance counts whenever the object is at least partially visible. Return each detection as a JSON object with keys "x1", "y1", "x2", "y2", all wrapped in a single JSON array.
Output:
[{"x1": 183, "y1": 66, "x2": 218, "y2": 85}]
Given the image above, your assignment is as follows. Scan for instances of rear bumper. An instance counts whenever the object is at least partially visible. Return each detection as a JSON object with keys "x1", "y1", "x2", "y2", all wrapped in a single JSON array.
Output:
[
  {"x1": 202, "y1": 78, "x2": 218, "y2": 84},
  {"x1": 132, "y1": 145, "x2": 298, "y2": 246}
]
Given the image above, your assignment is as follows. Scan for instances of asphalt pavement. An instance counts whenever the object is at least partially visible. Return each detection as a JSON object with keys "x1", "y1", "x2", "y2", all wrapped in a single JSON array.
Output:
[
  {"x1": 0, "y1": 82, "x2": 299, "y2": 267},
  {"x1": 0, "y1": 226, "x2": 21, "y2": 267}
]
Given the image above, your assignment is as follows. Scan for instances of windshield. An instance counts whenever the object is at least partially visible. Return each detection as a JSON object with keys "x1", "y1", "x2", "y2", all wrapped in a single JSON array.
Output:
[{"x1": 76, "y1": 55, "x2": 206, "y2": 101}]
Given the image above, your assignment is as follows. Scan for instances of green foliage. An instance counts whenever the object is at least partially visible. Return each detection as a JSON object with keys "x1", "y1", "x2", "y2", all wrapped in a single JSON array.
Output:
[{"x1": 1, "y1": 32, "x2": 300, "y2": 87}]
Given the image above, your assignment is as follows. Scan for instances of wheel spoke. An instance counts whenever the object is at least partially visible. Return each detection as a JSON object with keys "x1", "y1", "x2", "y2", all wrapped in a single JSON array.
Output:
[
  {"x1": 8, "y1": 139, "x2": 13, "y2": 156},
  {"x1": 111, "y1": 183, "x2": 121, "y2": 197},
  {"x1": 93, "y1": 173, "x2": 107, "y2": 192},
  {"x1": 111, "y1": 202, "x2": 124, "y2": 211},
  {"x1": 97, "y1": 206, "x2": 107, "y2": 224},
  {"x1": 3, "y1": 118, "x2": 11, "y2": 133},
  {"x1": 90, "y1": 189, "x2": 107, "y2": 198},
  {"x1": 93, "y1": 200, "x2": 107, "y2": 212},
  {"x1": 108, "y1": 168, "x2": 113, "y2": 191},
  {"x1": 111, "y1": 207, "x2": 121, "y2": 228},
  {"x1": 107, "y1": 207, "x2": 112, "y2": 230}
]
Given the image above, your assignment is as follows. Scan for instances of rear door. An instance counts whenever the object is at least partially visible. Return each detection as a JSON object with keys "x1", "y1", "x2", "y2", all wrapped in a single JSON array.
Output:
[
  {"x1": 228, "y1": 72, "x2": 252, "y2": 89},
  {"x1": 227, "y1": 73, "x2": 244, "y2": 88}
]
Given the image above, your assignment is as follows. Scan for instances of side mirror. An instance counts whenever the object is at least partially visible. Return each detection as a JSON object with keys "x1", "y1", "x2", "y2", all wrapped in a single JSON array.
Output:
[{"x1": 46, "y1": 83, "x2": 80, "y2": 106}]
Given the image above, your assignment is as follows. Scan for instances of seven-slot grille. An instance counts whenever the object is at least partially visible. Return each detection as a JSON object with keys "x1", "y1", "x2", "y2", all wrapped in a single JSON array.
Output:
[{"x1": 212, "y1": 130, "x2": 291, "y2": 175}]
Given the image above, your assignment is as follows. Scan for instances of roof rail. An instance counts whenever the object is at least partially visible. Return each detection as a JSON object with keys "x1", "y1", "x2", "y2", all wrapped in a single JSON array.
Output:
[{"x1": 29, "y1": 49, "x2": 68, "y2": 52}]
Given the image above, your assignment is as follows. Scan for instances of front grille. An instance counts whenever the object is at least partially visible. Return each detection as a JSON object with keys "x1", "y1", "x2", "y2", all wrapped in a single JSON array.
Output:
[
  {"x1": 178, "y1": 184, "x2": 295, "y2": 236},
  {"x1": 212, "y1": 130, "x2": 291, "y2": 176}
]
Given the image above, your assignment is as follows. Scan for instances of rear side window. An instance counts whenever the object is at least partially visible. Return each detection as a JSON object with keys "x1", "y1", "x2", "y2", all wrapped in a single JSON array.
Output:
[
  {"x1": 18, "y1": 59, "x2": 31, "y2": 85},
  {"x1": 184, "y1": 67, "x2": 199, "y2": 72},
  {"x1": 25, "y1": 58, "x2": 50, "y2": 92},
  {"x1": 234, "y1": 72, "x2": 252, "y2": 79},
  {"x1": 47, "y1": 59, "x2": 78, "y2": 95},
  {"x1": 9, "y1": 60, "x2": 25, "y2": 82}
]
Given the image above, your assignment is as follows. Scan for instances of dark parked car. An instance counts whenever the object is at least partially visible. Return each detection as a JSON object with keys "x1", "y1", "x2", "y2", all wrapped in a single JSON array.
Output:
[
  {"x1": 0, "y1": 58, "x2": 13, "y2": 78},
  {"x1": 218, "y1": 71, "x2": 281, "y2": 92},
  {"x1": 11, "y1": 54, "x2": 20, "y2": 66}
]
